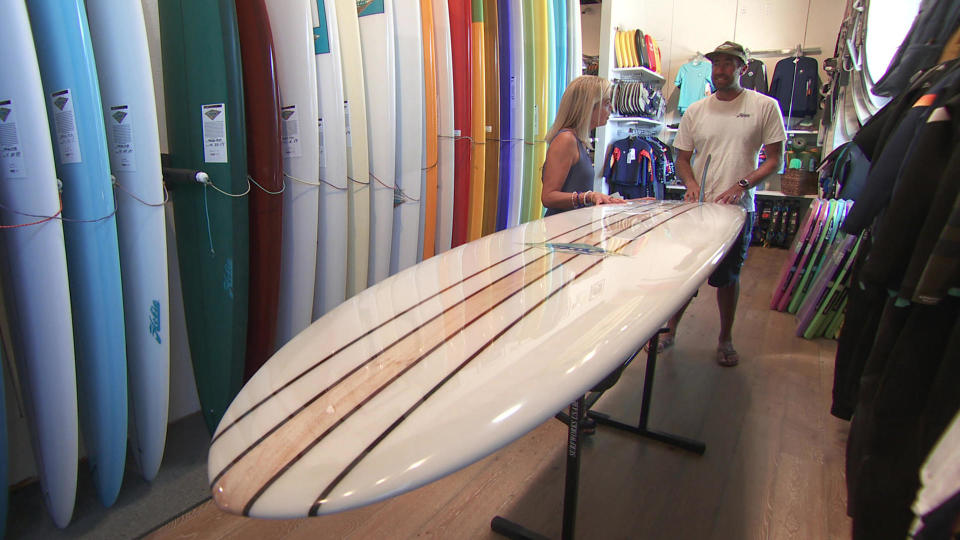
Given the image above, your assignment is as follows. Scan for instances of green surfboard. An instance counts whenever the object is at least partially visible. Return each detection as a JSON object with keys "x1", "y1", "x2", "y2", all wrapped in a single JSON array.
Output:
[{"x1": 159, "y1": 0, "x2": 249, "y2": 433}]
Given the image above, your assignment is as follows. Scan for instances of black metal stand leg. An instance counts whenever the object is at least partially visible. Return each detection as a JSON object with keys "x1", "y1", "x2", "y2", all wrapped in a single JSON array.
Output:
[
  {"x1": 587, "y1": 329, "x2": 706, "y2": 455},
  {"x1": 492, "y1": 397, "x2": 584, "y2": 540}
]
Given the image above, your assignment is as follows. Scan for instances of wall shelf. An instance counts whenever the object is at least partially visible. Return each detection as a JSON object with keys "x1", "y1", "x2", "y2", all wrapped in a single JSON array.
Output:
[{"x1": 611, "y1": 66, "x2": 665, "y2": 84}]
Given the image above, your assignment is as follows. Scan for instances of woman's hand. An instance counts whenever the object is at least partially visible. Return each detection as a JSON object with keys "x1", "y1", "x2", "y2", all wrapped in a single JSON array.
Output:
[{"x1": 588, "y1": 191, "x2": 625, "y2": 205}]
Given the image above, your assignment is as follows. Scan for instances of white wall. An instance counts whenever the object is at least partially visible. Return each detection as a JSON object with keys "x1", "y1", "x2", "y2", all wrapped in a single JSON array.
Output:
[
  {"x1": 591, "y1": 0, "x2": 846, "y2": 186},
  {"x1": 592, "y1": 0, "x2": 845, "y2": 121}
]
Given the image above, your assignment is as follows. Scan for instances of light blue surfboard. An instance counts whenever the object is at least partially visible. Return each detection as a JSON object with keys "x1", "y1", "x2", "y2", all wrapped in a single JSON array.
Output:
[
  {"x1": 27, "y1": 0, "x2": 129, "y2": 508},
  {"x1": 553, "y1": 0, "x2": 566, "y2": 105}
]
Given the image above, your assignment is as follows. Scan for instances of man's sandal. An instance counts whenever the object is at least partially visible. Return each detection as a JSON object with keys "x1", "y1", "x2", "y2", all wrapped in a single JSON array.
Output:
[{"x1": 716, "y1": 342, "x2": 739, "y2": 367}]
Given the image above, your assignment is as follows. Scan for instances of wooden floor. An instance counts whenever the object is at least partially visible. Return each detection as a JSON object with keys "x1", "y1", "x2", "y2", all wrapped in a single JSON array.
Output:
[{"x1": 147, "y1": 246, "x2": 852, "y2": 540}]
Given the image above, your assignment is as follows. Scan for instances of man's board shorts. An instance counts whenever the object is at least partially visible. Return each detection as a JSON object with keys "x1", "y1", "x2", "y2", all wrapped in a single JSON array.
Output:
[{"x1": 708, "y1": 212, "x2": 755, "y2": 288}]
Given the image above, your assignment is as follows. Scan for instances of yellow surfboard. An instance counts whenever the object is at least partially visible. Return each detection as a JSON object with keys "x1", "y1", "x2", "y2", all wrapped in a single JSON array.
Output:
[
  {"x1": 529, "y1": 0, "x2": 548, "y2": 222},
  {"x1": 481, "y1": 0, "x2": 499, "y2": 236},
  {"x1": 421, "y1": 0, "x2": 439, "y2": 259},
  {"x1": 614, "y1": 29, "x2": 624, "y2": 68},
  {"x1": 468, "y1": 0, "x2": 486, "y2": 241}
]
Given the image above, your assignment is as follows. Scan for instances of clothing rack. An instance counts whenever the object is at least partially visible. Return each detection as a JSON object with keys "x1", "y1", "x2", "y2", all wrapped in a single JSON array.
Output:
[{"x1": 748, "y1": 44, "x2": 822, "y2": 59}]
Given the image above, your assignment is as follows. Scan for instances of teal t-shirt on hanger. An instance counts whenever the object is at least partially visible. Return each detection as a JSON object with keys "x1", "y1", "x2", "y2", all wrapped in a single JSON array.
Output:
[{"x1": 675, "y1": 60, "x2": 714, "y2": 113}]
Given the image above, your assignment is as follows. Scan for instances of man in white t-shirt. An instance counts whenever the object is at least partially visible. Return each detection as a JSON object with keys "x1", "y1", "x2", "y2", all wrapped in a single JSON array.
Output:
[{"x1": 666, "y1": 41, "x2": 786, "y2": 367}]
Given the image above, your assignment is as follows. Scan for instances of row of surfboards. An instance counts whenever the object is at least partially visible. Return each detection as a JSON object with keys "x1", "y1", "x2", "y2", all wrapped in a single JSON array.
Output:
[
  {"x1": 614, "y1": 27, "x2": 663, "y2": 74},
  {"x1": 0, "y1": 0, "x2": 583, "y2": 531},
  {"x1": 769, "y1": 198, "x2": 861, "y2": 339}
]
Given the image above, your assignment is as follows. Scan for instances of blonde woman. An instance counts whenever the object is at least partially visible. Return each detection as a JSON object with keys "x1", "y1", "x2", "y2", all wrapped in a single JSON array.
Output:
[{"x1": 542, "y1": 75, "x2": 624, "y2": 216}]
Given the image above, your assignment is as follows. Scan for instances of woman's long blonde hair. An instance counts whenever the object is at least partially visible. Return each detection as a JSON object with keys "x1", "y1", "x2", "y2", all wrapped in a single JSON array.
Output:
[{"x1": 545, "y1": 75, "x2": 611, "y2": 149}]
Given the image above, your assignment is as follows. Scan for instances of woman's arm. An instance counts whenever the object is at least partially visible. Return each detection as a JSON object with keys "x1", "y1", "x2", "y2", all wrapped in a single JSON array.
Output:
[
  {"x1": 541, "y1": 131, "x2": 580, "y2": 210},
  {"x1": 541, "y1": 131, "x2": 624, "y2": 210}
]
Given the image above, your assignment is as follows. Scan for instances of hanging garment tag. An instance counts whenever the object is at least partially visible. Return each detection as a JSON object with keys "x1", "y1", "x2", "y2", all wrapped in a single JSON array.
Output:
[{"x1": 627, "y1": 148, "x2": 636, "y2": 163}]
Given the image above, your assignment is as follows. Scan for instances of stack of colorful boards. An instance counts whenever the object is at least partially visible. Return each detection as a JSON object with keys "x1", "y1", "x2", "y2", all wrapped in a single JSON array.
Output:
[
  {"x1": 769, "y1": 198, "x2": 856, "y2": 339},
  {"x1": 1, "y1": 0, "x2": 170, "y2": 528},
  {"x1": 614, "y1": 27, "x2": 662, "y2": 74},
  {"x1": 1, "y1": 0, "x2": 585, "y2": 526}
]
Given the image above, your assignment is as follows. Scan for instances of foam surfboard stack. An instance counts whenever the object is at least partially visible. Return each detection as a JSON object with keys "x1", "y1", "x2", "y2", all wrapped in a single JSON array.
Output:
[
  {"x1": 769, "y1": 198, "x2": 858, "y2": 339},
  {"x1": 614, "y1": 27, "x2": 662, "y2": 74}
]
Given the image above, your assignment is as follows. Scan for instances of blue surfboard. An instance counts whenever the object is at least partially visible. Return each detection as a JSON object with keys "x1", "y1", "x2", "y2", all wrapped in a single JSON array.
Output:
[
  {"x1": 0, "y1": 344, "x2": 7, "y2": 537},
  {"x1": 27, "y1": 0, "x2": 129, "y2": 508},
  {"x1": 495, "y1": 0, "x2": 513, "y2": 231},
  {"x1": 554, "y1": 0, "x2": 566, "y2": 103}
]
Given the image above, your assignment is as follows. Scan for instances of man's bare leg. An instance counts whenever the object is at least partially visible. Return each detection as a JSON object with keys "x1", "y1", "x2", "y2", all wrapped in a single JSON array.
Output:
[{"x1": 716, "y1": 280, "x2": 740, "y2": 366}]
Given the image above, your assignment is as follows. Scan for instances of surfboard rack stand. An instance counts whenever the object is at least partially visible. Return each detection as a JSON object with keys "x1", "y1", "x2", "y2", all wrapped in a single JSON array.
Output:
[
  {"x1": 161, "y1": 164, "x2": 211, "y2": 187},
  {"x1": 491, "y1": 329, "x2": 705, "y2": 540}
]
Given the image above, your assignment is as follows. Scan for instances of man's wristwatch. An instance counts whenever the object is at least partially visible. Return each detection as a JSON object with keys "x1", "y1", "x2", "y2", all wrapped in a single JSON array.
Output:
[{"x1": 737, "y1": 178, "x2": 751, "y2": 190}]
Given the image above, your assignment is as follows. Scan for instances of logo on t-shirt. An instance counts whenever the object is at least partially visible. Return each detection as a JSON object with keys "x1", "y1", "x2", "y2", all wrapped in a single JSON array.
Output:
[{"x1": 736, "y1": 113, "x2": 751, "y2": 118}]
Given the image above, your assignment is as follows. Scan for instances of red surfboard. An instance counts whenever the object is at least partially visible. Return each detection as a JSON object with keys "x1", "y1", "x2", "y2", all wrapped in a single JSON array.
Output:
[
  {"x1": 449, "y1": 0, "x2": 472, "y2": 247},
  {"x1": 236, "y1": 0, "x2": 284, "y2": 380},
  {"x1": 644, "y1": 34, "x2": 657, "y2": 73}
]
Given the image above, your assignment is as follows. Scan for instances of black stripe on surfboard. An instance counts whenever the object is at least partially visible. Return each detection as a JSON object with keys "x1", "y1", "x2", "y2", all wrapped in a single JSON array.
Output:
[
  {"x1": 305, "y1": 203, "x2": 701, "y2": 515},
  {"x1": 229, "y1": 204, "x2": 696, "y2": 516},
  {"x1": 210, "y1": 204, "x2": 671, "y2": 491},
  {"x1": 209, "y1": 202, "x2": 662, "y2": 445}
]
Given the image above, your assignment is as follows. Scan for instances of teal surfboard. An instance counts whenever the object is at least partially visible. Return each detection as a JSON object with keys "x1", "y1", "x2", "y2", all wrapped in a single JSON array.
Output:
[{"x1": 159, "y1": 0, "x2": 249, "y2": 433}]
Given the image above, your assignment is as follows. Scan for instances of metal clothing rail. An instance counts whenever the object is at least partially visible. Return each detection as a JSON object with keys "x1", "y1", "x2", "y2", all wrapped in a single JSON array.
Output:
[
  {"x1": 749, "y1": 44, "x2": 823, "y2": 59},
  {"x1": 491, "y1": 329, "x2": 705, "y2": 540}
]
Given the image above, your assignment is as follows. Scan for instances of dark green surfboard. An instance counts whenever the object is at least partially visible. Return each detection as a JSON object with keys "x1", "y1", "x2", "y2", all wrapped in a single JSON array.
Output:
[{"x1": 159, "y1": 0, "x2": 248, "y2": 433}]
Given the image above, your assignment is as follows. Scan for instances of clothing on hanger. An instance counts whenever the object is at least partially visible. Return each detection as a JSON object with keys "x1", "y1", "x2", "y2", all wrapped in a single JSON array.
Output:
[
  {"x1": 741, "y1": 58, "x2": 769, "y2": 94},
  {"x1": 769, "y1": 55, "x2": 820, "y2": 118},
  {"x1": 675, "y1": 59, "x2": 713, "y2": 114}
]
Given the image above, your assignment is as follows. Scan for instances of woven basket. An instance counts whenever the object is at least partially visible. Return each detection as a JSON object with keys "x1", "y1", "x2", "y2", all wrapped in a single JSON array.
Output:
[{"x1": 781, "y1": 169, "x2": 818, "y2": 196}]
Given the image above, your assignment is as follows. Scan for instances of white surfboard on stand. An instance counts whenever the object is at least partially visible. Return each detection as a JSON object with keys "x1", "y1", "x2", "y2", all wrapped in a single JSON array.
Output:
[
  {"x1": 358, "y1": 0, "x2": 397, "y2": 286},
  {"x1": 335, "y1": 0, "x2": 372, "y2": 297},
  {"x1": 0, "y1": 2, "x2": 78, "y2": 527},
  {"x1": 507, "y1": 0, "x2": 525, "y2": 228},
  {"x1": 390, "y1": 0, "x2": 425, "y2": 275},
  {"x1": 207, "y1": 201, "x2": 745, "y2": 517},
  {"x1": 311, "y1": 0, "x2": 349, "y2": 318},
  {"x1": 432, "y1": 0, "x2": 455, "y2": 253},
  {"x1": 267, "y1": 0, "x2": 322, "y2": 348},
  {"x1": 86, "y1": 0, "x2": 169, "y2": 482},
  {"x1": 566, "y1": 0, "x2": 581, "y2": 82}
]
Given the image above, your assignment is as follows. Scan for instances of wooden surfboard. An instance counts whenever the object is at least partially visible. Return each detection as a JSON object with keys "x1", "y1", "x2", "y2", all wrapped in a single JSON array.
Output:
[
  {"x1": 390, "y1": 0, "x2": 425, "y2": 275},
  {"x1": 358, "y1": 0, "x2": 398, "y2": 286},
  {"x1": 0, "y1": 2, "x2": 78, "y2": 526},
  {"x1": 236, "y1": 0, "x2": 284, "y2": 381},
  {"x1": 333, "y1": 0, "x2": 371, "y2": 296},
  {"x1": 207, "y1": 201, "x2": 745, "y2": 518},
  {"x1": 420, "y1": 0, "x2": 441, "y2": 259},
  {"x1": 311, "y1": 0, "x2": 350, "y2": 317},
  {"x1": 482, "y1": 0, "x2": 500, "y2": 237},
  {"x1": 431, "y1": 0, "x2": 456, "y2": 254},
  {"x1": 468, "y1": 0, "x2": 486, "y2": 241},
  {"x1": 267, "y1": 0, "x2": 322, "y2": 349},
  {"x1": 29, "y1": 0, "x2": 129, "y2": 507},
  {"x1": 159, "y1": 0, "x2": 249, "y2": 434},
  {"x1": 86, "y1": 0, "x2": 171, "y2": 482},
  {"x1": 449, "y1": 0, "x2": 472, "y2": 247}
]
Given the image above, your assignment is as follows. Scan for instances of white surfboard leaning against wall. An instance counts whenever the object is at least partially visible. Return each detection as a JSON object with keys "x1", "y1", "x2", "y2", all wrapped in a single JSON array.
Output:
[
  {"x1": 267, "y1": 0, "x2": 322, "y2": 349},
  {"x1": 311, "y1": 0, "x2": 350, "y2": 318}
]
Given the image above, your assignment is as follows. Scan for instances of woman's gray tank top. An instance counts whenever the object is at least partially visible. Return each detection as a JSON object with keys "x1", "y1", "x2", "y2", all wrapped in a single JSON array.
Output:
[{"x1": 544, "y1": 130, "x2": 594, "y2": 217}]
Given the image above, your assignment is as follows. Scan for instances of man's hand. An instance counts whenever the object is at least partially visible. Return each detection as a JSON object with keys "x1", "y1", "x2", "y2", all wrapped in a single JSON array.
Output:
[
  {"x1": 683, "y1": 183, "x2": 701, "y2": 202},
  {"x1": 714, "y1": 184, "x2": 746, "y2": 205}
]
